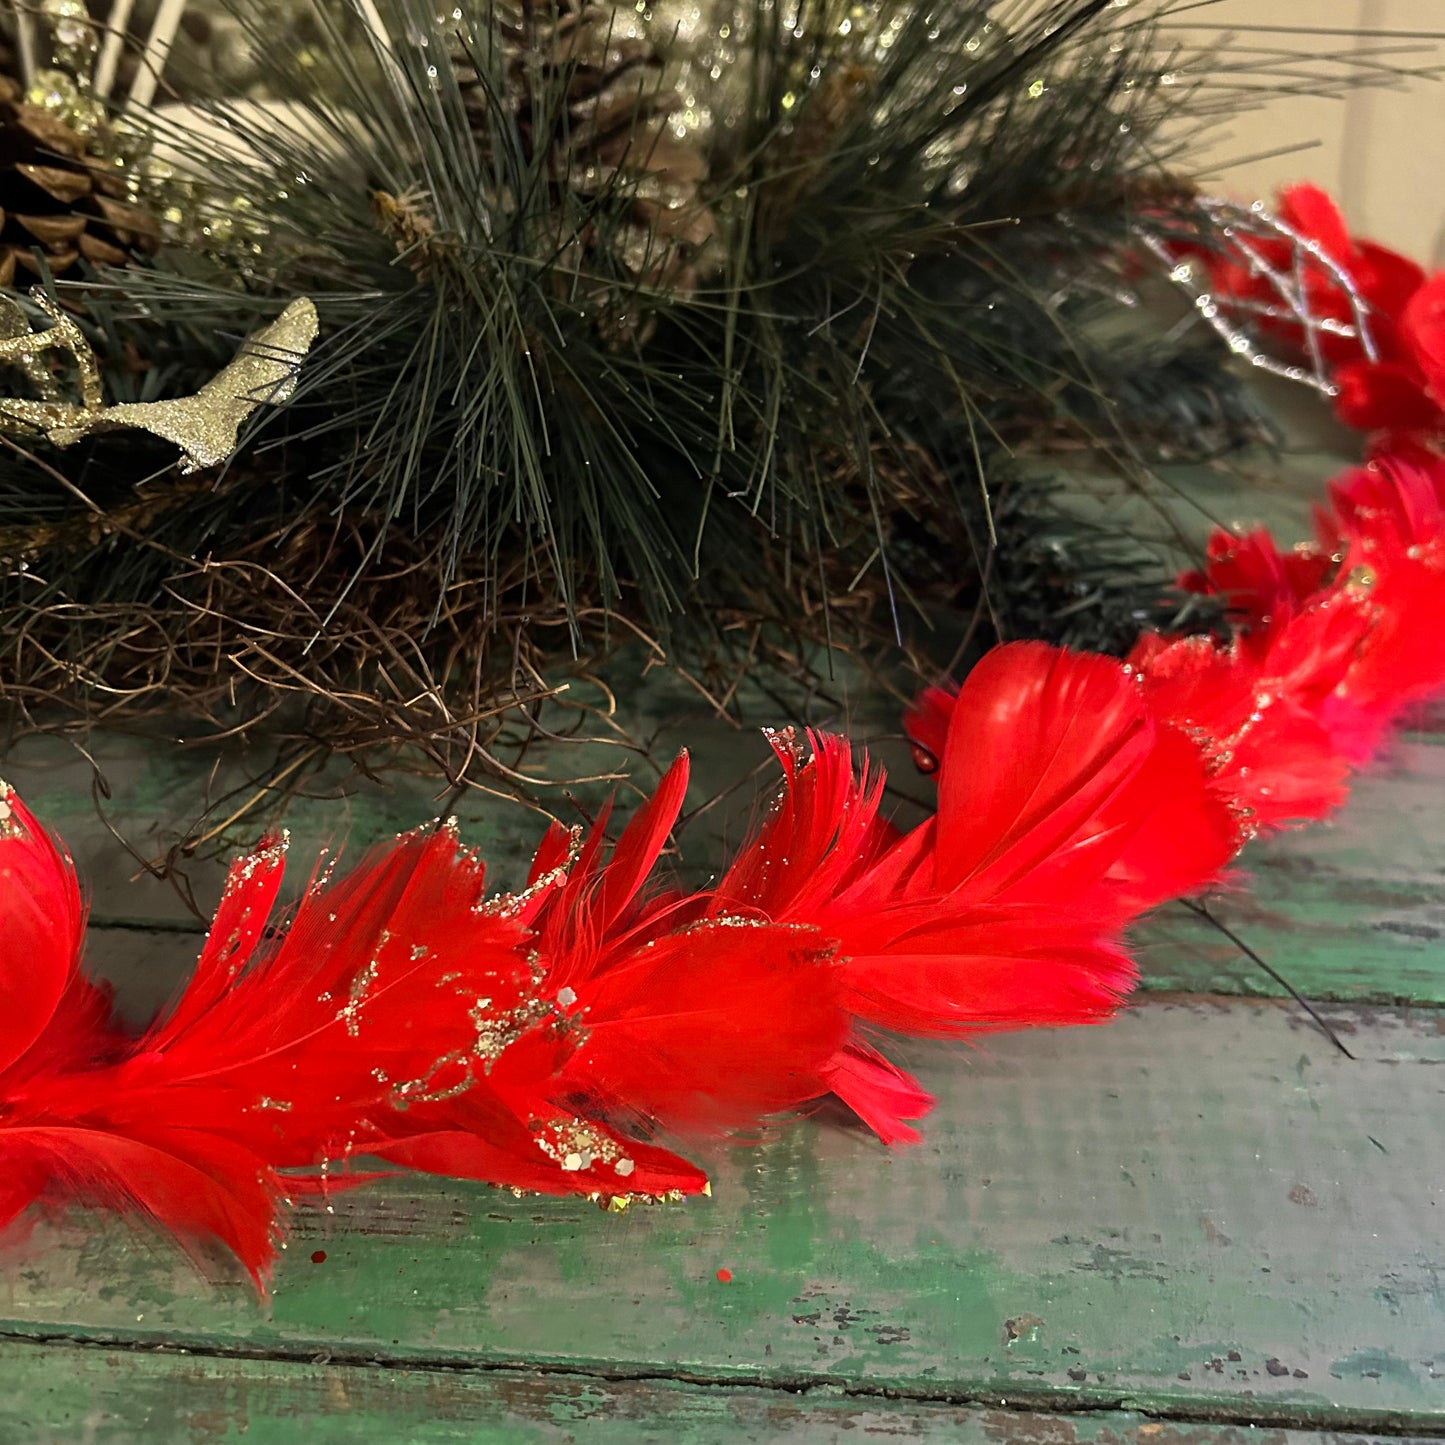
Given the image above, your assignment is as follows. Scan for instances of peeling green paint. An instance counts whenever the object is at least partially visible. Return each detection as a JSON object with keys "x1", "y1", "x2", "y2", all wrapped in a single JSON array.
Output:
[
  {"x1": 1, "y1": 1004, "x2": 1441, "y2": 1427},
  {"x1": 0, "y1": 1341, "x2": 1430, "y2": 1445},
  {"x1": 12, "y1": 710, "x2": 1445, "y2": 1005},
  {"x1": 3, "y1": 584, "x2": 1444, "y2": 1435}
]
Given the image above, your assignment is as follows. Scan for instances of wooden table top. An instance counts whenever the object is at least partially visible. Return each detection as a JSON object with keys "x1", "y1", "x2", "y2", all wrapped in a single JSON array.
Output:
[{"x1": 0, "y1": 650, "x2": 1441, "y2": 1444}]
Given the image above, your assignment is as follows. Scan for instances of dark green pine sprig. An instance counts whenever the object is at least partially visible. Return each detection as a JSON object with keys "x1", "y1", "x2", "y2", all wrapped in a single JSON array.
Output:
[{"x1": 6, "y1": 0, "x2": 1408, "y2": 665}]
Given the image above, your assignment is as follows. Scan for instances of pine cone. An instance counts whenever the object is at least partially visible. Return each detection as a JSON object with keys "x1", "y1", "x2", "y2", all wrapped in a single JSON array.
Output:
[
  {"x1": 0, "y1": 77, "x2": 159, "y2": 287},
  {"x1": 455, "y1": 2, "x2": 716, "y2": 333}
]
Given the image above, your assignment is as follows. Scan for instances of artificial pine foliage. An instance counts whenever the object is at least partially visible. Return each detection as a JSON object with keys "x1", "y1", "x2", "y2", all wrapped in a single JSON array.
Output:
[{"x1": 0, "y1": 0, "x2": 1406, "y2": 816}]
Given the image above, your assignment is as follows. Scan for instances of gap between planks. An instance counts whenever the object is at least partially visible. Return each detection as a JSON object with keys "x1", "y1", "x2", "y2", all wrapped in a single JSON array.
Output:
[
  {"x1": 3, "y1": 1329, "x2": 1444, "y2": 1440},
  {"x1": 3, "y1": 1003, "x2": 1440, "y2": 1420}
]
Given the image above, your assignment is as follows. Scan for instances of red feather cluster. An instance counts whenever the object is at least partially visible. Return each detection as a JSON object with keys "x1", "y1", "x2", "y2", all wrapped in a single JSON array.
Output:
[
  {"x1": 5, "y1": 209, "x2": 1445, "y2": 1287},
  {"x1": 1202, "y1": 184, "x2": 1445, "y2": 443},
  {"x1": 914, "y1": 453, "x2": 1445, "y2": 833}
]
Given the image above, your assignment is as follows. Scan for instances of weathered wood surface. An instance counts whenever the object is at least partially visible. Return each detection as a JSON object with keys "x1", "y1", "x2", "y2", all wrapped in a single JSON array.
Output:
[
  {"x1": 1139, "y1": 723, "x2": 1445, "y2": 1005},
  {"x1": 2, "y1": 1343, "x2": 1437, "y2": 1445},
  {"x1": 7, "y1": 702, "x2": 1445, "y2": 1008},
  {"x1": 2, "y1": 1000, "x2": 1441, "y2": 1433},
  {"x1": 4, "y1": 439, "x2": 1445, "y2": 1439}
]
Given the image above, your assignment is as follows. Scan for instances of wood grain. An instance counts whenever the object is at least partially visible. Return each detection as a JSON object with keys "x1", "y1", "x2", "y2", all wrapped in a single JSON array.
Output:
[
  {"x1": 14, "y1": 711, "x2": 1445, "y2": 1007},
  {"x1": 4, "y1": 423, "x2": 1440, "y2": 1430},
  {"x1": 1, "y1": 1002, "x2": 1440, "y2": 1429},
  {"x1": 0, "y1": 1341, "x2": 1436, "y2": 1445}
]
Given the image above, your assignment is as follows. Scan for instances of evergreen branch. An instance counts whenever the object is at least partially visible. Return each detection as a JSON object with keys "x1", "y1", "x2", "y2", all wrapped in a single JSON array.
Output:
[{"x1": 0, "y1": 0, "x2": 1402, "y2": 738}]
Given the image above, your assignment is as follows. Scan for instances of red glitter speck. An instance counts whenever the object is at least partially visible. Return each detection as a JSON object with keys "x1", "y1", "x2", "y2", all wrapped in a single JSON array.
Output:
[
  {"x1": 310, "y1": 1250, "x2": 327, "y2": 1264},
  {"x1": 715, "y1": 1267, "x2": 733, "y2": 1283}
]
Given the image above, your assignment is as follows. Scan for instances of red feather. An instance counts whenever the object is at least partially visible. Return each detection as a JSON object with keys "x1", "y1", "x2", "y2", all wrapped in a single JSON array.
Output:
[
  {"x1": 365, "y1": 1117, "x2": 709, "y2": 1200},
  {"x1": 1325, "y1": 455, "x2": 1445, "y2": 743},
  {"x1": 367, "y1": 755, "x2": 849, "y2": 1192},
  {"x1": 1333, "y1": 359, "x2": 1442, "y2": 433},
  {"x1": 902, "y1": 687, "x2": 956, "y2": 774},
  {"x1": 1173, "y1": 455, "x2": 1445, "y2": 773},
  {"x1": 109, "y1": 826, "x2": 545, "y2": 1167},
  {"x1": 822, "y1": 1044, "x2": 935, "y2": 1147},
  {"x1": 0, "y1": 794, "x2": 280, "y2": 1278},
  {"x1": 890, "y1": 644, "x2": 1234, "y2": 921},
  {"x1": 1101, "y1": 722, "x2": 1237, "y2": 914},
  {"x1": 556, "y1": 921, "x2": 847, "y2": 1133},
  {"x1": 1129, "y1": 632, "x2": 1350, "y2": 834},
  {"x1": 1401, "y1": 274, "x2": 1445, "y2": 407},
  {"x1": 833, "y1": 904, "x2": 1136, "y2": 1038},
  {"x1": 923, "y1": 644, "x2": 1156, "y2": 907},
  {"x1": 0, "y1": 784, "x2": 97, "y2": 1076},
  {"x1": 1193, "y1": 184, "x2": 1445, "y2": 441},
  {"x1": 709, "y1": 731, "x2": 895, "y2": 925},
  {"x1": 707, "y1": 711, "x2": 1143, "y2": 1038},
  {"x1": 11, "y1": 418, "x2": 1445, "y2": 1285},
  {"x1": 0, "y1": 819, "x2": 575, "y2": 1281},
  {"x1": 523, "y1": 751, "x2": 850, "y2": 1134},
  {"x1": 1178, "y1": 528, "x2": 1333, "y2": 626},
  {"x1": 0, "y1": 1127, "x2": 278, "y2": 1279},
  {"x1": 703, "y1": 657, "x2": 1227, "y2": 1140},
  {"x1": 528, "y1": 753, "x2": 694, "y2": 991}
]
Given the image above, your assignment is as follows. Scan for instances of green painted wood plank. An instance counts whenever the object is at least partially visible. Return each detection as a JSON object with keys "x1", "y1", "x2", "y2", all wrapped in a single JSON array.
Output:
[
  {"x1": 14, "y1": 718, "x2": 1445, "y2": 1006},
  {"x1": 2, "y1": 1001, "x2": 1441, "y2": 1426},
  {"x1": 0, "y1": 1342, "x2": 1434, "y2": 1445},
  {"x1": 0, "y1": 660, "x2": 907, "y2": 932},
  {"x1": 1137, "y1": 725, "x2": 1445, "y2": 1005}
]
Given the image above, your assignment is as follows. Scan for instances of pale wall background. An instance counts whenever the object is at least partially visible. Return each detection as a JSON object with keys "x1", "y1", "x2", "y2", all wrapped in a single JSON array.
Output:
[{"x1": 1177, "y1": 0, "x2": 1445, "y2": 263}]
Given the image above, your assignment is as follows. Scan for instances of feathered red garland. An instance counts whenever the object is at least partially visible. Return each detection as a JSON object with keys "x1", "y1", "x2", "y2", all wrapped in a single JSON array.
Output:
[{"x1": 5, "y1": 295, "x2": 1445, "y2": 1296}]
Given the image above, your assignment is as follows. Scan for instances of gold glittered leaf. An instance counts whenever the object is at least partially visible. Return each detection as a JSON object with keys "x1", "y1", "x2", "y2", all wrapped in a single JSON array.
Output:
[
  {"x1": 0, "y1": 290, "x2": 101, "y2": 426},
  {"x1": 0, "y1": 292, "x2": 318, "y2": 472},
  {"x1": 49, "y1": 299, "x2": 320, "y2": 471}
]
